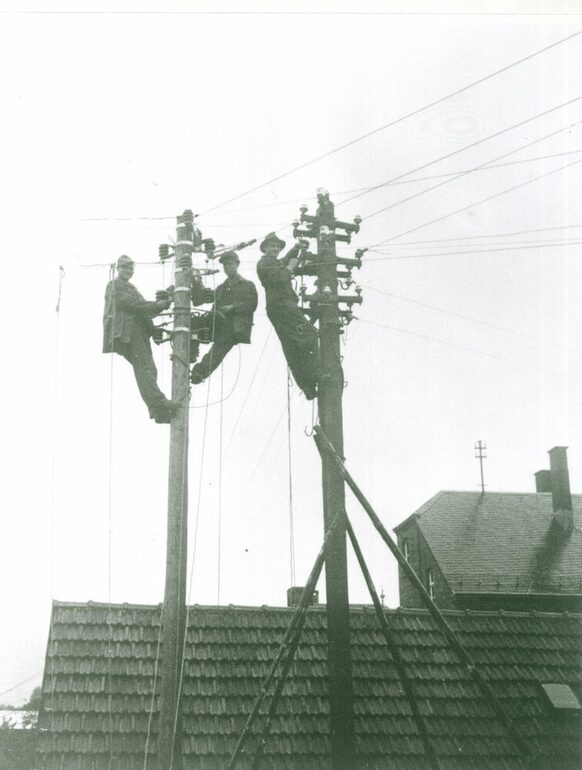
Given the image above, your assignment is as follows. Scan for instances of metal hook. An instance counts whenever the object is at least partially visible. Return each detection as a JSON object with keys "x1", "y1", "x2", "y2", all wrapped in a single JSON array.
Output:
[{"x1": 304, "y1": 424, "x2": 315, "y2": 437}]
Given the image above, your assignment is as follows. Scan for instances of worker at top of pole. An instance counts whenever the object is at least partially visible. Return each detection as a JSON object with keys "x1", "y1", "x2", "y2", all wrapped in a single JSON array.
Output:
[
  {"x1": 190, "y1": 250, "x2": 258, "y2": 385},
  {"x1": 102, "y1": 255, "x2": 179, "y2": 424},
  {"x1": 256, "y1": 233, "x2": 318, "y2": 400}
]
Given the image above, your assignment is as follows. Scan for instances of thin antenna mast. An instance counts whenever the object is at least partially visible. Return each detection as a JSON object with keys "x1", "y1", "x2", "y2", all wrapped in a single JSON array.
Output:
[{"x1": 475, "y1": 440, "x2": 487, "y2": 494}]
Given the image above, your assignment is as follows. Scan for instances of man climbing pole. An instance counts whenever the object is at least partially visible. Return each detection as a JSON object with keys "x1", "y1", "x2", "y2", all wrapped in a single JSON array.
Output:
[
  {"x1": 256, "y1": 233, "x2": 318, "y2": 400},
  {"x1": 103, "y1": 255, "x2": 179, "y2": 424},
  {"x1": 190, "y1": 250, "x2": 258, "y2": 385}
]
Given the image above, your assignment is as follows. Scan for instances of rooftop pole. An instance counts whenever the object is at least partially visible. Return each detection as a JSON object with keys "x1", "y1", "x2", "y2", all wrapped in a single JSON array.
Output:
[{"x1": 157, "y1": 210, "x2": 194, "y2": 770}]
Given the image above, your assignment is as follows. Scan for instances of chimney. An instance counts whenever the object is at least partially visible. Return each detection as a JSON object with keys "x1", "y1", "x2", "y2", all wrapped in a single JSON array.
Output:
[
  {"x1": 548, "y1": 446, "x2": 574, "y2": 531},
  {"x1": 287, "y1": 586, "x2": 319, "y2": 608},
  {"x1": 535, "y1": 469, "x2": 553, "y2": 493}
]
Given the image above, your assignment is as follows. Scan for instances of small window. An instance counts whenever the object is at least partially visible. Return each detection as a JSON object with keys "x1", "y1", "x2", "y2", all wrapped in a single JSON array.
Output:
[
  {"x1": 403, "y1": 539, "x2": 410, "y2": 563},
  {"x1": 541, "y1": 683, "x2": 582, "y2": 710},
  {"x1": 426, "y1": 568, "x2": 435, "y2": 600}
]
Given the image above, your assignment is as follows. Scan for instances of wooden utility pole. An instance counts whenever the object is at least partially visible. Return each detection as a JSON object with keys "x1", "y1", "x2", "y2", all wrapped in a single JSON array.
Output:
[
  {"x1": 293, "y1": 190, "x2": 362, "y2": 768},
  {"x1": 316, "y1": 192, "x2": 356, "y2": 769},
  {"x1": 157, "y1": 209, "x2": 195, "y2": 770}
]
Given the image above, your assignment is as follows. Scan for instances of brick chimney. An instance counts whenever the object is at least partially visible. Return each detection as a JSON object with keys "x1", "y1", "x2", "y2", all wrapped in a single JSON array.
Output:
[
  {"x1": 548, "y1": 446, "x2": 574, "y2": 531},
  {"x1": 535, "y1": 469, "x2": 553, "y2": 493},
  {"x1": 287, "y1": 587, "x2": 319, "y2": 608}
]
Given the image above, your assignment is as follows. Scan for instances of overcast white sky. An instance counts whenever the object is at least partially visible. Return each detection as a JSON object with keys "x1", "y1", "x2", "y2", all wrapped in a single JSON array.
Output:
[{"x1": 1, "y1": 3, "x2": 581, "y2": 706}]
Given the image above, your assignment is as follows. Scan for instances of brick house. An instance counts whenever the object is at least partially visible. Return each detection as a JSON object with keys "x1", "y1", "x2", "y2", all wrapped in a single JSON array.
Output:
[{"x1": 394, "y1": 447, "x2": 582, "y2": 612}]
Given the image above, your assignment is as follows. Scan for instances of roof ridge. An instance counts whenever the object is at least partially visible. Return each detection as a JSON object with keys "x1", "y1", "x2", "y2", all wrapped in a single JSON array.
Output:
[{"x1": 50, "y1": 599, "x2": 582, "y2": 619}]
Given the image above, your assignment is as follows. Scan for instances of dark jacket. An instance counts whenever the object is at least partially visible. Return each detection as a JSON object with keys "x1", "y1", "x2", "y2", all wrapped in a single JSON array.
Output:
[
  {"x1": 214, "y1": 274, "x2": 258, "y2": 344},
  {"x1": 103, "y1": 277, "x2": 162, "y2": 356},
  {"x1": 256, "y1": 244, "x2": 301, "y2": 311}
]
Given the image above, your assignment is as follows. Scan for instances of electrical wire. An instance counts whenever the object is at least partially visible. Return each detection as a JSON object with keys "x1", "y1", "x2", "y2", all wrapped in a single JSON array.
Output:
[
  {"x1": 199, "y1": 30, "x2": 582, "y2": 216},
  {"x1": 0, "y1": 673, "x2": 43, "y2": 701},
  {"x1": 373, "y1": 222, "x2": 582, "y2": 247},
  {"x1": 366, "y1": 239, "x2": 582, "y2": 261},
  {"x1": 72, "y1": 149, "x2": 581, "y2": 225},
  {"x1": 360, "y1": 283, "x2": 582, "y2": 356},
  {"x1": 217, "y1": 367, "x2": 224, "y2": 606},
  {"x1": 287, "y1": 370, "x2": 296, "y2": 587},
  {"x1": 373, "y1": 236, "x2": 582, "y2": 251},
  {"x1": 224, "y1": 334, "x2": 280, "y2": 459},
  {"x1": 222, "y1": 331, "x2": 273, "y2": 455},
  {"x1": 236, "y1": 403, "x2": 288, "y2": 505},
  {"x1": 106, "y1": 263, "x2": 115, "y2": 770},
  {"x1": 341, "y1": 109, "x2": 582, "y2": 216},
  {"x1": 189, "y1": 345, "x2": 242, "y2": 409},
  {"x1": 362, "y1": 148, "x2": 582, "y2": 189},
  {"x1": 357, "y1": 317, "x2": 582, "y2": 383},
  {"x1": 370, "y1": 156, "x2": 582, "y2": 247}
]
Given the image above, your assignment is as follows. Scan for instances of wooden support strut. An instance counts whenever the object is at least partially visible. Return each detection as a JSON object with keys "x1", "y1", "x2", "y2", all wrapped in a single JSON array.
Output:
[
  {"x1": 345, "y1": 516, "x2": 441, "y2": 770},
  {"x1": 227, "y1": 510, "x2": 343, "y2": 770},
  {"x1": 313, "y1": 425, "x2": 531, "y2": 759}
]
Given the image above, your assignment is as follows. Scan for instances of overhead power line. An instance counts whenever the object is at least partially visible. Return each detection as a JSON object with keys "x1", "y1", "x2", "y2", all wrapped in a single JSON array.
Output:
[
  {"x1": 358, "y1": 149, "x2": 582, "y2": 189},
  {"x1": 340, "y1": 106, "x2": 582, "y2": 214},
  {"x1": 372, "y1": 223, "x2": 582, "y2": 247},
  {"x1": 360, "y1": 284, "x2": 582, "y2": 356},
  {"x1": 358, "y1": 318, "x2": 582, "y2": 383},
  {"x1": 370, "y1": 156, "x2": 582, "y2": 247},
  {"x1": 199, "y1": 30, "x2": 582, "y2": 216},
  {"x1": 366, "y1": 240, "x2": 582, "y2": 261},
  {"x1": 373, "y1": 237, "x2": 581, "y2": 251},
  {"x1": 75, "y1": 150, "x2": 582, "y2": 226}
]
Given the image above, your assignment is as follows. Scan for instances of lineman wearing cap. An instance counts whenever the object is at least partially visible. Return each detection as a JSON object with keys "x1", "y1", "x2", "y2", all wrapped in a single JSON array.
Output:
[
  {"x1": 190, "y1": 251, "x2": 258, "y2": 385},
  {"x1": 103, "y1": 255, "x2": 179, "y2": 424},
  {"x1": 256, "y1": 233, "x2": 318, "y2": 400}
]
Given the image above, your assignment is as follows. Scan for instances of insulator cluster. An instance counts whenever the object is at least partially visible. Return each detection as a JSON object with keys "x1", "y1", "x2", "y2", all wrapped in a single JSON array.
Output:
[{"x1": 292, "y1": 191, "x2": 365, "y2": 328}]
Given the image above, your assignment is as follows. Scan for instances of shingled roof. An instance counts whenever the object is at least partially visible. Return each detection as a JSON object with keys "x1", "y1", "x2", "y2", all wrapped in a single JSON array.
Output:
[
  {"x1": 395, "y1": 491, "x2": 582, "y2": 594},
  {"x1": 37, "y1": 601, "x2": 582, "y2": 769}
]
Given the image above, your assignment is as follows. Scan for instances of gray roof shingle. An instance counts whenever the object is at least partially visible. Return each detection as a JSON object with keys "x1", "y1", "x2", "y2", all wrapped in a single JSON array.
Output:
[
  {"x1": 37, "y1": 601, "x2": 582, "y2": 769},
  {"x1": 396, "y1": 492, "x2": 582, "y2": 593}
]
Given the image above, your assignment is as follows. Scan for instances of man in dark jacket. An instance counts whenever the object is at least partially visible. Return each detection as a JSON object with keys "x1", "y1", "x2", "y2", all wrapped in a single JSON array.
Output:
[
  {"x1": 190, "y1": 251, "x2": 258, "y2": 385},
  {"x1": 256, "y1": 233, "x2": 318, "y2": 400},
  {"x1": 103, "y1": 255, "x2": 178, "y2": 424}
]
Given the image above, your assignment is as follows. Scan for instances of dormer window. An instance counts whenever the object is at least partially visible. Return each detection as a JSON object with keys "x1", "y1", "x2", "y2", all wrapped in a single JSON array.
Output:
[
  {"x1": 426, "y1": 568, "x2": 435, "y2": 600},
  {"x1": 403, "y1": 539, "x2": 410, "y2": 563}
]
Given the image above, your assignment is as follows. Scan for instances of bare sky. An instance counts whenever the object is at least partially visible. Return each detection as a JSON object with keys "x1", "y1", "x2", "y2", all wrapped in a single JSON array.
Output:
[{"x1": 1, "y1": 3, "x2": 581, "y2": 706}]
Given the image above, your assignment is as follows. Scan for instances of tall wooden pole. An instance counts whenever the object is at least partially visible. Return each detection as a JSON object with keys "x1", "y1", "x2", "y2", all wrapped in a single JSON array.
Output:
[
  {"x1": 316, "y1": 192, "x2": 356, "y2": 769},
  {"x1": 157, "y1": 209, "x2": 194, "y2": 770}
]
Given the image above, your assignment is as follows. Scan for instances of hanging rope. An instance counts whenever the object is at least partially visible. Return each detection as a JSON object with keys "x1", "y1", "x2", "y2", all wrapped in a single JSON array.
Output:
[
  {"x1": 105, "y1": 262, "x2": 116, "y2": 770},
  {"x1": 217, "y1": 366, "x2": 224, "y2": 605},
  {"x1": 286, "y1": 369, "x2": 296, "y2": 587},
  {"x1": 142, "y1": 604, "x2": 164, "y2": 770},
  {"x1": 50, "y1": 268, "x2": 65, "y2": 597}
]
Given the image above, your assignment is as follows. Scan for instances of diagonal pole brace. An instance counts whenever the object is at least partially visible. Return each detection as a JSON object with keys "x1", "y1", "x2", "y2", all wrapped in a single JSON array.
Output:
[
  {"x1": 313, "y1": 425, "x2": 530, "y2": 758},
  {"x1": 345, "y1": 515, "x2": 441, "y2": 770},
  {"x1": 227, "y1": 509, "x2": 343, "y2": 770}
]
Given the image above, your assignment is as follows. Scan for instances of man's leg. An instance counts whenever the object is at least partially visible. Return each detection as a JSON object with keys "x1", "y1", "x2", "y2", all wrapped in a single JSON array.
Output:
[
  {"x1": 190, "y1": 335, "x2": 236, "y2": 384},
  {"x1": 127, "y1": 333, "x2": 172, "y2": 418},
  {"x1": 271, "y1": 311, "x2": 319, "y2": 398}
]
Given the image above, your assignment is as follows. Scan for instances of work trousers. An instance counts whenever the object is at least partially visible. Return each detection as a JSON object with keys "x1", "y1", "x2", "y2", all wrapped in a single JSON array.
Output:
[
  {"x1": 268, "y1": 305, "x2": 318, "y2": 396},
  {"x1": 191, "y1": 332, "x2": 237, "y2": 383},
  {"x1": 122, "y1": 332, "x2": 167, "y2": 418}
]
